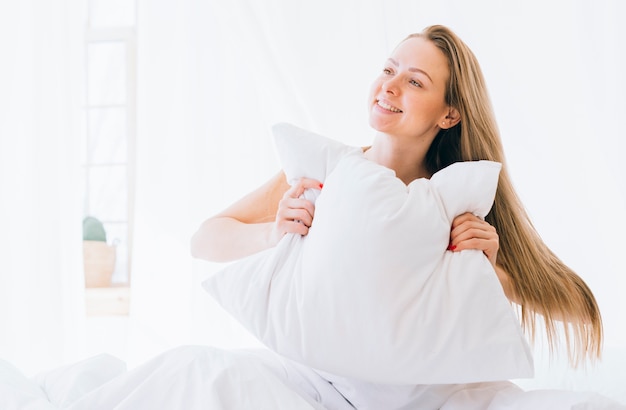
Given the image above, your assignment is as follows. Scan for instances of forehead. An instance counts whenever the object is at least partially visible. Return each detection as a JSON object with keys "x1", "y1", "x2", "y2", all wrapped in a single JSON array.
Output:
[{"x1": 391, "y1": 36, "x2": 449, "y2": 84}]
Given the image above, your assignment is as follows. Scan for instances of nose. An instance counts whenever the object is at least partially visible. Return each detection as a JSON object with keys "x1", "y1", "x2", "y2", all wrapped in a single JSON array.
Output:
[{"x1": 382, "y1": 75, "x2": 400, "y2": 95}]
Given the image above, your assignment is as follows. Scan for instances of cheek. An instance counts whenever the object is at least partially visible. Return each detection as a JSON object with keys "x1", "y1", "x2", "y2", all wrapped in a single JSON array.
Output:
[
  {"x1": 368, "y1": 79, "x2": 382, "y2": 103},
  {"x1": 408, "y1": 97, "x2": 446, "y2": 123}
]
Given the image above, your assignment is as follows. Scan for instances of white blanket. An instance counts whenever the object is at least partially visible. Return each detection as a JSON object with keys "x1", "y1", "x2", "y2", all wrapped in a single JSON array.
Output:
[
  {"x1": 0, "y1": 348, "x2": 331, "y2": 410},
  {"x1": 1, "y1": 347, "x2": 625, "y2": 410}
]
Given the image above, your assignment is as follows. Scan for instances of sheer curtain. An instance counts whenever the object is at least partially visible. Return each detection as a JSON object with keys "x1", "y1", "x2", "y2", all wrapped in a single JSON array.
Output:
[
  {"x1": 0, "y1": 1, "x2": 85, "y2": 375},
  {"x1": 129, "y1": 0, "x2": 625, "y2": 369}
]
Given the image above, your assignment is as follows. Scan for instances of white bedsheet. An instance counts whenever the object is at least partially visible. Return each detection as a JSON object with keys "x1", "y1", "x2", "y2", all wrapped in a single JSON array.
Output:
[
  {"x1": 1, "y1": 347, "x2": 330, "y2": 410},
  {"x1": 1, "y1": 346, "x2": 625, "y2": 410}
]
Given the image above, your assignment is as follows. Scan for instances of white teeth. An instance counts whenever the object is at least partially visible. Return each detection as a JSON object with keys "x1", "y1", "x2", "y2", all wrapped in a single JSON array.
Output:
[{"x1": 377, "y1": 100, "x2": 402, "y2": 113}]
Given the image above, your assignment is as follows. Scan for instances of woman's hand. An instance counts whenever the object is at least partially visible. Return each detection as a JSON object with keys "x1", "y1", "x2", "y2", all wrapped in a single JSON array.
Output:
[
  {"x1": 449, "y1": 212, "x2": 499, "y2": 268},
  {"x1": 269, "y1": 177, "x2": 323, "y2": 245}
]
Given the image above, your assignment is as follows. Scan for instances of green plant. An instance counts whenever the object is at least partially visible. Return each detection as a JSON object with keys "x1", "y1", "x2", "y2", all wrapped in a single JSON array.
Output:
[{"x1": 82, "y1": 216, "x2": 107, "y2": 242}]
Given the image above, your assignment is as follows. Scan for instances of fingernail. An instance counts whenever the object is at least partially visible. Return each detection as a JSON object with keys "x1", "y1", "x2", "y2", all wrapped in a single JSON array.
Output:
[
  {"x1": 319, "y1": 183, "x2": 324, "y2": 189},
  {"x1": 447, "y1": 245, "x2": 456, "y2": 251}
]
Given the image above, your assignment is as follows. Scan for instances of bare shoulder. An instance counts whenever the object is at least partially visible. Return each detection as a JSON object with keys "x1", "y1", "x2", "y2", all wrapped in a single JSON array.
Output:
[{"x1": 214, "y1": 171, "x2": 290, "y2": 223}]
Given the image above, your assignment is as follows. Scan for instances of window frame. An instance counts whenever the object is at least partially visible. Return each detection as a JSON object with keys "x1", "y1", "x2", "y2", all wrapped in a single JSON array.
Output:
[{"x1": 83, "y1": 20, "x2": 136, "y2": 287}]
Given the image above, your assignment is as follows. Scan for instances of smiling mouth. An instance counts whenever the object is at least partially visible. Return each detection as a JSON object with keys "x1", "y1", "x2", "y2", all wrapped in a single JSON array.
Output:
[{"x1": 376, "y1": 100, "x2": 402, "y2": 113}]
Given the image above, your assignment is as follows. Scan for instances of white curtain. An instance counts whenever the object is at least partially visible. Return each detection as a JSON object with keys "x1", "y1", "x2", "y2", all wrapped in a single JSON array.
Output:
[
  {"x1": 129, "y1": 0, "x2": 626, "y2": 370},
  {"x1": 0, "y1": 1, "x2": 85, "y2": 375}
]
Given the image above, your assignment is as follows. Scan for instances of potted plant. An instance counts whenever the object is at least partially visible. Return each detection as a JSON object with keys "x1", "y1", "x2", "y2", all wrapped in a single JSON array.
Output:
[{"x1": 82, "y1": 216, "x2": 116, "y2": 287}]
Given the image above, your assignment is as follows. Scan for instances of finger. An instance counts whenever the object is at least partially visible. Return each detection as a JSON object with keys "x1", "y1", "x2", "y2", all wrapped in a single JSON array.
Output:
[
  {"x1": 283, "y1": 220, "x2": 310, "y2": 236},
  {"x1": 449, "y1": 220, "x2": 497, "y2": 254},
  {"x1": 280, "y1": 197, "x2": 315, "y2": 221},
  {"x1": 283, "y1": 183, "x2": 301, "y2": 200},
  {"x1": 453, "y1": 236, "x2": 499, "y2": 266},
  {"x1": 452, "y1": 227, "x2": 495, "y2": 244},
  {"x1": 298, "y1": 177, "x2": 324, "y2": 190},
  {"x1": 450, "y1": 221, "x2": 495, "y2": 242},
  {"x1": 451, "y1": 212, "x2": 483, "y2": 229},
  {"x1": 285, "y1": 177, "x2": 324, "y2": 199},
  {"x1": 451, "y1": 219, "x2": 495, "y2": 236},
  {"x1": 451, "y1": 232, "x2": 497, "y2": 254},
  {"x1": 453, "y1": 236, "x2": 498, "y2": 252},
  {"x1": 278, "y1": 207, "x2": 314, "y2": 227},
  {"x1": 275, "y1": 217, "x2": 310, "y2": 236},
  {"x1": 451, "y1": 228, "x2": 499, "y2": 261}
]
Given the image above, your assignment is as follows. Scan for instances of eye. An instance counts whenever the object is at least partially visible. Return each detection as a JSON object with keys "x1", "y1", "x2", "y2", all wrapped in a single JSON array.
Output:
[
  {"x1": 383, "y1": 67, "x2": 394, "y2": 75},
  {"x1": 410, "y1": 79, "x2": 422, "y2": 88}
]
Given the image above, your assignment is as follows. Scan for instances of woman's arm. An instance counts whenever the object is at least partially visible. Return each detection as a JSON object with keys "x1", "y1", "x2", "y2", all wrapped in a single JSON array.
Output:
[
  {"x1": 190, "y1": 171, "x2": 322, "y2": 262},
  {"x1": 449, "y1": 212, "x2": 519, "y2": 303}
]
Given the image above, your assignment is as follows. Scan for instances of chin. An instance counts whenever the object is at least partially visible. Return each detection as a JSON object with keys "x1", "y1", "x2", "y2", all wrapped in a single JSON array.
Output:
[
  {"x1": 368, "y1": 111, "x2": 384, "y2": 132},
  {"x1": 368, "y1": 116, "x2": 392, "y2": 134}
]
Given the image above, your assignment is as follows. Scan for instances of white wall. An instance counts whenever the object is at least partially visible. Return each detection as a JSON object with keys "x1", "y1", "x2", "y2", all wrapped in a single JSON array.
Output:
[{"x1": 1, "y1": 0, "x2": 624, "y2": 389}]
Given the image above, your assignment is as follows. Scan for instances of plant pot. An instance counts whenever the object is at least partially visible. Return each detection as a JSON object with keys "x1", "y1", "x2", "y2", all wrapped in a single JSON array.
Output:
[{"x1": 83, "y1": 240, "x2": 116, "y2": 288}]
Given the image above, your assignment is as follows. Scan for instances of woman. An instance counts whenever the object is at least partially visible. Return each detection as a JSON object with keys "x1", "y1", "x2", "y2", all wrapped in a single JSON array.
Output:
[{"x1": 191, "y1": 24, "x2": 603, "y2": 407}]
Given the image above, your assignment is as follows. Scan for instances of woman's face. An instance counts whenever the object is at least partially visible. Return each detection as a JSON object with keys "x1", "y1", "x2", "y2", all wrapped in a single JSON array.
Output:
[{"x1": 368, "y1": 36, "x2": 451, "y2": 142}]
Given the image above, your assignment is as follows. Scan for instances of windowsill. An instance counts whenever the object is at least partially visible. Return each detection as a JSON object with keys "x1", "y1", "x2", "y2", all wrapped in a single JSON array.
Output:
[{"x1": 85, "y1": 286, "x2": 130, "y2": 317}]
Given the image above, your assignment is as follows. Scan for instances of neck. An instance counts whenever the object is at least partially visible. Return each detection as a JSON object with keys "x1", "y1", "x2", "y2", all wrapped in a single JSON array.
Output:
[{"x1": 363, "y1": 132, "x2": 432, "y2": 184}]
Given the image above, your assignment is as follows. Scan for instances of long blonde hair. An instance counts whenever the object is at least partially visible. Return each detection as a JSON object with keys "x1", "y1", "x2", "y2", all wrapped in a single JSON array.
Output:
[{"x1": 412, "y1": 25, "x2": 602, "y2": 365}]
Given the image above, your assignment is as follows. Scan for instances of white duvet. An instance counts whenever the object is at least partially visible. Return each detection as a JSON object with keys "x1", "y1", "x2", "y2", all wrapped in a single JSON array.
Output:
[
  {"x1": 0, "y1": 348, "x2": 327, "y2": 410},
  {"x1": 1, "y1": 346, "x2": 624, "y2": 410}
]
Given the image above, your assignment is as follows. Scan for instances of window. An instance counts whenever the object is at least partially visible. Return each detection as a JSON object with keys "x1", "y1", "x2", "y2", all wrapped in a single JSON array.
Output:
[{"x1": 82, "y1": 0, "x2": 136, "y2": 311}]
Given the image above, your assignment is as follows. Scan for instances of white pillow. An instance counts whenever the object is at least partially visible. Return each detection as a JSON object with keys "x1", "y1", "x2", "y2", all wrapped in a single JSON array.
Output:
[{"x1": 203, "y1": 123, "x2": 533, "y2": 384}]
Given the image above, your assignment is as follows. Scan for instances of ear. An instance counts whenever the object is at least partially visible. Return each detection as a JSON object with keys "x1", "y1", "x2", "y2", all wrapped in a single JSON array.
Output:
[{"x1": 439, "y1": 107, "x2": 461, "y2": 130}]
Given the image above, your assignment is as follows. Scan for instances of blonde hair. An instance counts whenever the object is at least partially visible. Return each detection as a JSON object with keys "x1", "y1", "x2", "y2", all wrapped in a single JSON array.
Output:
[{"x1": 412, "y1": 25, "x2": 602, "y2": 365}]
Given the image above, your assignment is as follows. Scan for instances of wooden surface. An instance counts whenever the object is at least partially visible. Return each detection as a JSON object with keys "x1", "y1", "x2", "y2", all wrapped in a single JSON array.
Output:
[{"x1": 85, "y1": 286, "x2": 130, "y2": 316}]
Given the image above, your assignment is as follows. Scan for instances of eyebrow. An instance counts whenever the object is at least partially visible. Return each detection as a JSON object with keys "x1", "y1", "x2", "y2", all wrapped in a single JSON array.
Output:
[{"x1": 387, "y1": 58, "x2": 433, "y2": 83}]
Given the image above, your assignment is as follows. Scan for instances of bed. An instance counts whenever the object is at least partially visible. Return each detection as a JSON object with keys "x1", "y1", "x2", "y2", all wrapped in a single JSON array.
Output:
[
  {"x1": 1, "y1": 345, "x2": 625, "y2": 409},
  {"x1": 2, "y1": 124, "x2": 624, "y2": 409}
]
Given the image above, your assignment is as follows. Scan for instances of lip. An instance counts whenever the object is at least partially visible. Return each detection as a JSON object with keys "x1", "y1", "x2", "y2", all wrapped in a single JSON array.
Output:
[{"x1": 375, "y1": 99, "x2": 403, "y2": 113}]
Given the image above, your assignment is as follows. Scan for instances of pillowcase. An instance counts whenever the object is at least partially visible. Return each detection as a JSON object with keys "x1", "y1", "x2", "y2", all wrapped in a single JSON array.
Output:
[{"x1": 203, "y1": 123, "x2": 533, "y2": 385}]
